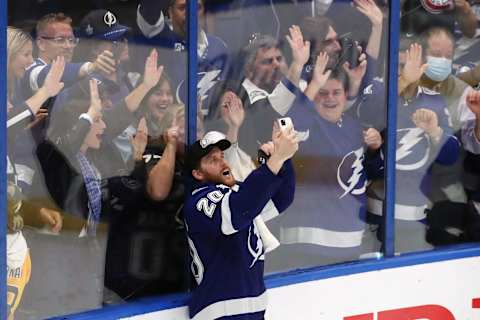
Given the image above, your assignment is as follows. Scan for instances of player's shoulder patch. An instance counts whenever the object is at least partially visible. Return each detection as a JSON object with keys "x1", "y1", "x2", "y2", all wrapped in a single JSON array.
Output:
[{"x1": 192, "y1": 185, "x2": 228, "y2": 218}]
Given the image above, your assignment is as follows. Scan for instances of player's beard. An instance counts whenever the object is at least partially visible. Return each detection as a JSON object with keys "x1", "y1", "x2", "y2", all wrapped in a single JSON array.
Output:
[{"x1": 203, "y1": 167, "x2": 236, "y2": 187}]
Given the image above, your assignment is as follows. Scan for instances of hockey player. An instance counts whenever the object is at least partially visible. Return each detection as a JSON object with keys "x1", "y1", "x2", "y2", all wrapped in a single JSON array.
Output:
[{"x1": 184, "y1": 128, "x2": 297, "y2": 320}]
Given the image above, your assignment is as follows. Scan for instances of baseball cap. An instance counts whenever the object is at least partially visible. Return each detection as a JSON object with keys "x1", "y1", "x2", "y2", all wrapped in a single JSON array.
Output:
[
  {"x1": 185, "y1": 131, "x2": 231, "y2": 173},
  {"x1": 79, "y1": 9, "x2": 130, "y2": 41},
  {"x1": 420, "y1": 0, "x2": 455, "y2": 14}
]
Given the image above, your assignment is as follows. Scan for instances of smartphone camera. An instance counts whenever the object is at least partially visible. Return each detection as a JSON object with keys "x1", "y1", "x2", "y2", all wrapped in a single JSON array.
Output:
[
  {"x1": 277, "y1": 117, "x2": 294, "y2": 132},
  {"x1": 339, "y1": 37, "x2": 359, "y2": 69},
  {"x1": 257, "y1": 149, "x2": 269, "y2": 165}
]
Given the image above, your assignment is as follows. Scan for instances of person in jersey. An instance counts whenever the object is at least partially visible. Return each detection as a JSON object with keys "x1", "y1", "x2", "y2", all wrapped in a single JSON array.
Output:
[{"x1": 184, "y1": 128, "x2": 297, "y2": 320}]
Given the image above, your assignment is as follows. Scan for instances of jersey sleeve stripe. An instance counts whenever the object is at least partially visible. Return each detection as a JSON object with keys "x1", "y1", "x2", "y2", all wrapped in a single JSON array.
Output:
[
  {"x1": 7, "y1": 110, "x2": 33, "y2": 128},
  {"x1": 220, "y1": 190, "x2": 238, "y2": 235},
  {"x1": 29, "y1": 65, "x2": 47, "y2": 92},
  {"x1": 259, "y1": 200, "x2": 280, "y2": 222}
]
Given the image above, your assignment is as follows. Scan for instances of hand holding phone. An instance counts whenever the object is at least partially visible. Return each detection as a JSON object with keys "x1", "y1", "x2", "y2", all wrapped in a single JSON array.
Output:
[{"x1": 276, "y1": 117, "x2": 294, "y2": 132}]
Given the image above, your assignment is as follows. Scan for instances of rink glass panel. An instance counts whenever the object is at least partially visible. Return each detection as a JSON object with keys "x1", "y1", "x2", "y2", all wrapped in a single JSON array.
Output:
[
  {"x1": 7, "y1": 1, "x2": 189, "y2": 317},
  {"x1": 392, "y1": 7, "x2": 480, "y2": 255}
]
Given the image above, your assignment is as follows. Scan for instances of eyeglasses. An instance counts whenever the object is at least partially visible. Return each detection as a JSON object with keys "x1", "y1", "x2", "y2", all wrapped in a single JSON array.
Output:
[{"x1": 40, "y1": 36, "x2": 79, "y2": 46}]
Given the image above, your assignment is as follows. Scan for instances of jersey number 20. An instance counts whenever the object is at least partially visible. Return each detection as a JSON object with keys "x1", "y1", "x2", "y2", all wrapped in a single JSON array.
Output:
[{"x1": 196, "y1": 190, "x2": 224, "y2": 218}]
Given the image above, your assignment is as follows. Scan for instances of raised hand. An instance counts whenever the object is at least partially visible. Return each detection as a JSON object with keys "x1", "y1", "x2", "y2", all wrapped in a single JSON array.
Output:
[
  {"x1": 131, "y1": 117, "x2": 149, "y2": 161},
  {"x1": 363, "y1": 127, "x2": 382, "y2": 151},
  {"x1": 466, "y1": 90, "x2": 480, "y2": 117},
  {"x1": 354, "y1": 0, "x2": 383, "y2": 27},
  {"x1": 221, "y1": 91, "x2": 245, "y2": 130},
  {"x1": 86, "y1": 79, "x2": 102, "y2": 121},
  {"x1": 42, "y1": 56, "x2": 65, "y2": 97},
  {"x1": 164, "y1": 116, "x2": 179, "y2": 146},
  {"x1": 92, "y1": 50, "x2": 117, "y2": 76},
  {"x1": 260, "y1": 141, "x2": 275, "y2": 157},
  {"x1": 412, "y1": 108, "x2": 442, "y2": 139},
  {"x1": 343, "y1": 48, "x2": 367, "y2": 96},
  {"x1": 402, "y1": 43, "x2": 428, "y2": 86},
  {"x1": 312, "y1": 52, "x2": 332, "y2": 87},
  {"x1": 272, "y1": 127, "x2": 299, "y2": 161},
  {"x1": 305, "y1": 51, "x2": 332, "y2": 101},
  {"x1": 286, "y1": 25, "x2": 310, "y2": 67},
  {"x1": 143, "y1": 49, "x2": 164, "y2": 90}
]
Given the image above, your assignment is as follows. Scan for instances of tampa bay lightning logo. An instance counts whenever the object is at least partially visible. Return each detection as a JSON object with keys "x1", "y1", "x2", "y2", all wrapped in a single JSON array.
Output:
[
  {"x1": 103, "y1": 11, "x2": 117, "y2": 27},
  {"x1": 396, "y1": 128, "x2": 430, "y2": 171},
  {"x1": 176, "y1": 70, "x2": 222, "y2": 115},
  {"x1": 337, "y1": 147, "x2": 367, "y2": 199},
  {"x1": 247, "y1": 223, "x2": 264, "y2": 268}
]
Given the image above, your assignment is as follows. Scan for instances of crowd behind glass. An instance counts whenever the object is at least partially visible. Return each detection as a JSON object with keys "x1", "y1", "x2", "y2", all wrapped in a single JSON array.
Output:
[{"x1": 5, "y1": 0, "x2": 480, "y2": 318}]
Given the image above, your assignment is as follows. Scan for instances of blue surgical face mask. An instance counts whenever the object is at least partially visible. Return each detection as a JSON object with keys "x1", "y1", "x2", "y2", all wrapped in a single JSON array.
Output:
[{"x1": 425, "y1": 56, "x2": 452, "y2": 82}]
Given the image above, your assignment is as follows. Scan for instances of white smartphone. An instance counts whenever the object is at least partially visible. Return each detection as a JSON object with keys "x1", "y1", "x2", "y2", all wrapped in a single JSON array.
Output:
[{"x1": 277, "y1": 117, "x2": 294, "y2": 132}]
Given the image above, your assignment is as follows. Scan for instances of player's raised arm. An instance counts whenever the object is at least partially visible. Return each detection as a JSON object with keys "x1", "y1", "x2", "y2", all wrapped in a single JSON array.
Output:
[{"x1": 185, "y1": 129, "x2": 297, "y2": 235}]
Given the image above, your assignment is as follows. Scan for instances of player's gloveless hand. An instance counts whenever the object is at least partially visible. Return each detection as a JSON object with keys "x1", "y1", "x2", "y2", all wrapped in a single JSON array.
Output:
[{"x1": 272, "y1": 128, "x2": 299, "y2": 161}]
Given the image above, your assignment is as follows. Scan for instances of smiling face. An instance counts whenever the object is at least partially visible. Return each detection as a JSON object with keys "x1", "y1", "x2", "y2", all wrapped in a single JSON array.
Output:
[
  {"x1": 10, "y1": 41, "x2": 33, "y2": 79},
  {"x1": 37, "y1": 22, "x2": 76, "y2": 63},
  {"x1": 193, "y1": 147, "x2": 235, "y2": 187},
  {"x1": 81, "y1": 115, "x2": 106, "y2": 152},
  {"x1": 147, "y1": 80, "x2": 174, "y2": 121},
  {"x1": 314, "y1": 78, "x2": 347, "y2": 123}
]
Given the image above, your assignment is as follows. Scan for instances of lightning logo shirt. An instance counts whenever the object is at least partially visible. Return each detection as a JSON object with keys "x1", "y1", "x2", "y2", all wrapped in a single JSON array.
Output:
[
  {"x1": 184, "y1": 162, "x2": 295, "y2": 320},
  {"x1": 279, "y1": 94, "x2": 383, "y2": 251},
  {"x1": 355, "y1": 84, "x2": 460, "y2": 209}
]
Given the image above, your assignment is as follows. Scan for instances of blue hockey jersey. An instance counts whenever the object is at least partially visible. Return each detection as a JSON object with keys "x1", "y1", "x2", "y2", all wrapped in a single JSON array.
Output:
[
  {"x1": 356, "y1": 84, "x2": 460, "y2": 218},
  {"x1": 16, "y1": 58, "x2": 85, "y2": 103},
  {"x1": 278, "y1": 93, "x2": 383, "y2": 253},
  {"x1": 184, "y1": 161, "x2": 295, "y2": 320}
]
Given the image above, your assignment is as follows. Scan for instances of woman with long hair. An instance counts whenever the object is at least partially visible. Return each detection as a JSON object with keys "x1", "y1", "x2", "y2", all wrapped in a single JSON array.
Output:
[
  {"x1": 7, "y1": 26, "x2": 65, "y2": 131},
  {"x1": 6, "y1": 26, "x2": 65, "y2": 320}
]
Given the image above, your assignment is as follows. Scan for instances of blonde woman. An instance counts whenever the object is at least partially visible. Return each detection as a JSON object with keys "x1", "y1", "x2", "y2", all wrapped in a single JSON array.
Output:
[{"x1": 6, "y1": 26, "x2": 65, "y2": 320}]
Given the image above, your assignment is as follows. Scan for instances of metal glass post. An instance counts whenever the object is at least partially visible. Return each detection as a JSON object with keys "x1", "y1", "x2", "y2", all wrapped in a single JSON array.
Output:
[
  {"x1": 187, "y1": 0, "x2": 198, "y2": 145},
  {"x1": 1, "y1": 0, "x2": 8, "y2": 318},
  {"x1": 384, "y1": 0, "x2": 401, "y2": 257}
]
